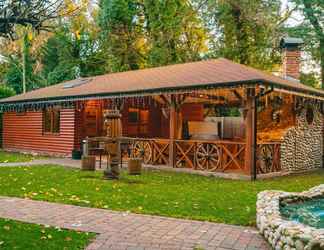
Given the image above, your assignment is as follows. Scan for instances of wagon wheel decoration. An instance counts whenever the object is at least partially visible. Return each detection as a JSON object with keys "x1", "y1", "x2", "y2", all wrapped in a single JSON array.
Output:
[
  {"x1": 131, "y1": 141, "x2": 152, "y2": 164},
  {"x1": 257, "y1": 145, "x2": 273, "y2": 173},
  {"x1": 196, "y1": 143, "x2": 220, "y2": 171}
]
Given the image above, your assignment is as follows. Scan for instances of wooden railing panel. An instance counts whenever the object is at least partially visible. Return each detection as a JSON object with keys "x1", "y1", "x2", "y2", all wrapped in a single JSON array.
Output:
[
  {"x1": 86, "y1": 136, "x2": 282, "y2": 174},
  {"x1": 256, "y1": 142, "x2": 281, "y2": 174}
]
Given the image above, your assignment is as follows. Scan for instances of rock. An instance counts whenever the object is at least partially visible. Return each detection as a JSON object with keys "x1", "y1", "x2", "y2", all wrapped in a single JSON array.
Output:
[
  {"x1": 295, "y1": 240, "x2": 304, "y2": 250},
  {"x1": 256, "y1": 185, "x2": 324, "y2": 250}
]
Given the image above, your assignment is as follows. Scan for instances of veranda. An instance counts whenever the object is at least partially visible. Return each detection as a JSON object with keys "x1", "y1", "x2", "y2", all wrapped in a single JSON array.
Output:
[{"x1": 80, "y1": 85, "x2": 284, "y2": 180}]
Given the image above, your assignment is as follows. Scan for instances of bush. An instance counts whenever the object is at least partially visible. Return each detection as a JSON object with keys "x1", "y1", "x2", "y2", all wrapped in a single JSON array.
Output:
[{"x1": 0, "y1": 84, "x2": 16, "y2": 99}]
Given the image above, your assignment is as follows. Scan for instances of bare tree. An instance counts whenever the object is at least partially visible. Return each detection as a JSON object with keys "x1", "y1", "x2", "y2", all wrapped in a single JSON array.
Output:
[{"x1": 0, "y1": 0, "x2": 69, "y2": 39}]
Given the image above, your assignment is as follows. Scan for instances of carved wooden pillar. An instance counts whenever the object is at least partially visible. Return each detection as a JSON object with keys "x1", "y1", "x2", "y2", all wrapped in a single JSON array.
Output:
[{"x1": 244, "y1": 87, "x2": 257, "y2": 180}]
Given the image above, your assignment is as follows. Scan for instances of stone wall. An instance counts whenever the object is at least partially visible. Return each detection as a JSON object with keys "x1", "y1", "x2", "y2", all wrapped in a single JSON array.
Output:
[
  {"x1": 280, "y1": 105, "x2": 323, "y2": 172},
  {"x1": 257, "y1": 185, "x2": 324, "y2": 250}
]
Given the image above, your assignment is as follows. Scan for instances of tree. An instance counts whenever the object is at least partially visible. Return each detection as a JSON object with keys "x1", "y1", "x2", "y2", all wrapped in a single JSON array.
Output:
[
  {"x1": 196, "y1": 0, "x2": 289, "y2": 71},
  {"x1": 0, "y1": 25, "x2": 46, "y2": 93},
  {"x1": 40, "y1": 0, "x2": 105, "y2": 85},
  {"x1": 300, "y1": 72, "x2": 321, "y2": 88},
  {"x1": 0, "y1": 84, "x2": 15, "y2": 99},
  {"x1": 288, "y1": 0, "x2": 324, "y2": 88},
  {"x1": 97, "y1": 0, "x2": 147, "y2": 72},
  {"x1": 97, "y1": 0, "x2": 207, "y2": 71},
  {"x1": 0, "y1": 0, "x2": 67, "y2": 39},
  {"x1": 144, "y1": 0, "x2": 207, "y2": 66}
]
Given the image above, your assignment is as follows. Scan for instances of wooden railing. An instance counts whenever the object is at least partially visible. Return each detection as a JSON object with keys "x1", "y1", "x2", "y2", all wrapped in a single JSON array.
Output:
[
  {"x1": 126, "y1": 138, "x2": 170, "y2": 165},
  {"x1": 86, "y1": 137, "x2": 282, "y2": 174},
  {"x1": 174, "y1": 139, "x2": 246, "y2": 171},
  {"x1": 122, "y1": 138, "x2": 246, "y2": 172},
  {"x1": 256, "y1": 142, "x2": 281, "y2": 174}
]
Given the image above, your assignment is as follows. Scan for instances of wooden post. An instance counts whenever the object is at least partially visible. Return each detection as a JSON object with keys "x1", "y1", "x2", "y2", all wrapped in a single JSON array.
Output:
[
  {"x1": 244, "y1": 88, "x2": 257, "y2": 181},
  {"x1": 169, "y1": 98, "x2": 177, "y2": 167}
]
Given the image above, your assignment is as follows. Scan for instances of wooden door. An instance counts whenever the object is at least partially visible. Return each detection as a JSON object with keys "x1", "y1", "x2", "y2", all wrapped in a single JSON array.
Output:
[{"x1": 83, "y1": 101, "x2": 102, "y2": 137}]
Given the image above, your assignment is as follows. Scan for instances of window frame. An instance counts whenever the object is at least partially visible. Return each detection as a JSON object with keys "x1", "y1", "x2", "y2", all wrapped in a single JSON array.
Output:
[{"x1": 43, "y1": 107, "x2": 60, "y2": 135}]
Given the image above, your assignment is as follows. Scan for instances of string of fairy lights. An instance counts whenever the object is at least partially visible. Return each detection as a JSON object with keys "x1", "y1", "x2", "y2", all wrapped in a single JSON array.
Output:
[
  {"x1": 0, "y1": 84, "x2": 323, "y2": 113},
  {"x1": 0, "y1": 85, "x2": 249, "y2": 112}
]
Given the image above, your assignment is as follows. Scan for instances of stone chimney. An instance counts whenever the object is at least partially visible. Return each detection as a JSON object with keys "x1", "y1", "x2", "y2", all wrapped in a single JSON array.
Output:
[{"x1": 280, "y1": 37, "x2": 303, "y2": 80}]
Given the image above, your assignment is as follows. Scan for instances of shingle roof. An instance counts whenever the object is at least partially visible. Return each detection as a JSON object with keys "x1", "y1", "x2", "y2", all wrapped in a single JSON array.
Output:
[{"x1": 1, "y1": 58, "x2": 323, "y2": 104}]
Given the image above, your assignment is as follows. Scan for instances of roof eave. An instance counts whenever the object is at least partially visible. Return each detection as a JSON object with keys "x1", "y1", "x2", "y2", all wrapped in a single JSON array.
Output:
[
  {"x1": 1, "y1": 78, "x2": 323, "y2": 107},
  {"x1": 0, "y1": 79, "x2": 261, "y2": 105}
]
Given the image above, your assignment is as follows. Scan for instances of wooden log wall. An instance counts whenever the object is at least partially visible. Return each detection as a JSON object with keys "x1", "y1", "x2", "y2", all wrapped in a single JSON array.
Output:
[
  {"x1": 257, "y1": 94, "x2": 296, "y2": 142},
  {"x1": 3, "y1": 109, "x2": 76, "y2": 156}
]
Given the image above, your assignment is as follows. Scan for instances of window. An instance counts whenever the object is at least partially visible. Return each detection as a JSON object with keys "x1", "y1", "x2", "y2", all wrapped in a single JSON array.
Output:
[
  {"x1": 128, "y1": 108, "x2": 139, "y2": 123},
  {"x1": 43, "y1": 108, "x2": 60, "y2": 134},
  {"x1": 127, "y1": 108, "x2": 149, "y2": 136}
]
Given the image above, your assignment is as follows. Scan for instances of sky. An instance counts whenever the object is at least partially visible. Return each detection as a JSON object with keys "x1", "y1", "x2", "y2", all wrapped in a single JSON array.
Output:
[{"x1": 281, "y1": 0, "x2": 304, "y2": 26}]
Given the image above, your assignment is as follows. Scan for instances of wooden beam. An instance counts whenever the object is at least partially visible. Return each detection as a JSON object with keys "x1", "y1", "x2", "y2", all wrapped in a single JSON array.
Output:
[
  {"x1": 244, "y1": 88, "x2": 257, "y2": 181},
  {"x1": 169, "y1": 98, "x2": 177, "y2": 167},
  {"x1": 232, "y1": 90, "x2": 243, "y2": 101},
  {"x1": 159, "y1": 95, "x2": 171, "y2": 106}
]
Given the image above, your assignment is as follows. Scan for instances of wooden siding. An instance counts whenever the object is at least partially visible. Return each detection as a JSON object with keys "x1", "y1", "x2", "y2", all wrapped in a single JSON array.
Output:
[
  {"x1": 3, "y1": 109, "x2": 76, "y2": 155},
  {"x1": 74, "y1": 108, "x2": 84, "y2": 151},
  {"x1": 181, "y1": 104, "x2": 204, "y2": 121}
]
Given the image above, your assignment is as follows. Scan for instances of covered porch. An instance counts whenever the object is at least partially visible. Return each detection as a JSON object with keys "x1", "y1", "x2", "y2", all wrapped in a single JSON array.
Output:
[{"x1": 79, "y1": 86, "x2": 282, "y2": 180}]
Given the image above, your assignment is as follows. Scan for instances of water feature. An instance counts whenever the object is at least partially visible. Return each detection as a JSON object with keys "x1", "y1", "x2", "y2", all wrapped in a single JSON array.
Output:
[{"x1": 280, "y1": 197, "x2": 324, "y2": 228}]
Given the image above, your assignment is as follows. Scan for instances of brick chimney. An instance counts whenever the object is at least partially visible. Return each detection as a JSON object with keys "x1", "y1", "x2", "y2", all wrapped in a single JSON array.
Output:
[{"x1": 280, "y1": 37, "x2": 303, "y2": 80}]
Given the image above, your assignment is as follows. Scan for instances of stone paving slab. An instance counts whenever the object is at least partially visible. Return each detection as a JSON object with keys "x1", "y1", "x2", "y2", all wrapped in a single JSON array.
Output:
[{"x1": 0, "y1": 196, "x2": 270, "y2": 250}]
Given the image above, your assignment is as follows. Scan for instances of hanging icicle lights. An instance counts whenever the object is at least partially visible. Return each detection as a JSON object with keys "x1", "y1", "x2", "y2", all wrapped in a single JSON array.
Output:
[{"x1": 0, "y1": 84, "x2": 252, "y2": 113}]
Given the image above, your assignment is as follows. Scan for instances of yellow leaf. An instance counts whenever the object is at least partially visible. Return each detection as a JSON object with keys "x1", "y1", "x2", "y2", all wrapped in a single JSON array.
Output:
[{"x1": 27, "y1": 32, "x2": 33, "y2": 41}]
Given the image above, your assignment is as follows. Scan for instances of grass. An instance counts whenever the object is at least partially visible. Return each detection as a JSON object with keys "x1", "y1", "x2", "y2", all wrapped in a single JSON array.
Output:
[
  {"x1": 0, "y1": 151, "x2": 38, "y2": 163},
  {"x1": 0, "y1": 218, "x2": 95, "y2": 250},
  {"x1": 0, "y1": 165, "x2": 323, "y2": 226}
]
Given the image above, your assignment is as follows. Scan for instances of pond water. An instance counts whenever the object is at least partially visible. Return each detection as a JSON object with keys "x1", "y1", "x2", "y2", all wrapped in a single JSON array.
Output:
[{"x1": 280, "y1": 197, "x2": 324, "y2": 229}]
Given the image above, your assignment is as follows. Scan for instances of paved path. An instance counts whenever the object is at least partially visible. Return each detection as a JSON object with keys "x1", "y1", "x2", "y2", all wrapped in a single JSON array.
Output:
[
  {"x1": 0, "y1": 158, "x2": 81, "y2": 168},
  {"x1": 0, "y1": 196, "x2": 269, "y2": 250}
]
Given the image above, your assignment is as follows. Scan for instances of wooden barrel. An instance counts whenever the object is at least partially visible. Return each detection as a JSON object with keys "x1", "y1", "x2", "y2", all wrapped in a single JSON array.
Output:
[
  {"x1": 81, "y1": 156, "x2": 96, "y2": 171},
  {"x1": 128, "y1": 158, "x2": 142, "y2": 175}
]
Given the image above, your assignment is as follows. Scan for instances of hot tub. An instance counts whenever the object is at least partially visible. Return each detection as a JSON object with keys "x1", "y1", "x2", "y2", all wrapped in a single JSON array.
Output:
[{"x1": 257, "y1": 185, "x2": 324, "y2": 250}]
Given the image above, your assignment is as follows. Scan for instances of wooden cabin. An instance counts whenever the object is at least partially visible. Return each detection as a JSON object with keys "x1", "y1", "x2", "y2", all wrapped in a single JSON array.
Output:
[{"x1": 1, "y1": 54, "x2": 323, "y2": 179}]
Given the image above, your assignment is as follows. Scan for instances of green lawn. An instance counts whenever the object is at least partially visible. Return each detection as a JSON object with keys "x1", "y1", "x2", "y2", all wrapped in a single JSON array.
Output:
[
  {"x1": 0, "y1": 151, "x2": 38, "y2": 163},
  {"x1": 0, "y1": 218, "x2": 95, "y2": 250},
  {"x1": 0, "y1": 165, "x2": 323, "y2": 226}
]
